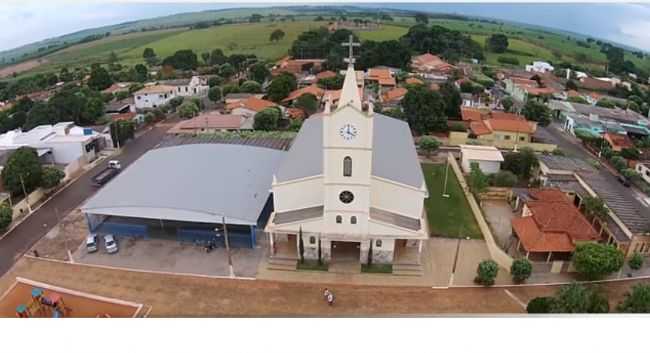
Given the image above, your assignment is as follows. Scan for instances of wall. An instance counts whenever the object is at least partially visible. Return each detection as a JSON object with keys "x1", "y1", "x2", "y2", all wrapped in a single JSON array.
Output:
[
  {"x1": 369, "y1": 178, "x2": 425, "y2": 221},
  {"x1": 447, "y1": 153, "x2": 514, "y2": 272},
  {"x1": 11, "y1": 188, "x2": 45, "y2": 219},
  {"x1": 448, "y1": 131, "x2": 556, "y2": 152},
  {"x1": 461, "y1": 158, "x2": 501, "y2": 174},
  {"x1": 272, "y1": 176, "x2": 324, "y2": 212}
]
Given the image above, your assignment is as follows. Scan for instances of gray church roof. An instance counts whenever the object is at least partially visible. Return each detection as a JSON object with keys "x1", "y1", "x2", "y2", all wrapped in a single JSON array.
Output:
[
  {"x1": 275, "y1": 113, "x2": 425, "y2": 189},
  {"x1": 82, "y1": 144, "x2": 285, "y2": 226}
]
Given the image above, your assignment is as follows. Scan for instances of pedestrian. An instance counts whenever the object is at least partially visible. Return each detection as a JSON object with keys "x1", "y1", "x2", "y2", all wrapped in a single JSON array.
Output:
[
  {"x1": 327, "y1": 292, "x2": 335, "y2": 306},
  {"x1": 323, "y1": 288, "x2": 331, "y2": 301}
]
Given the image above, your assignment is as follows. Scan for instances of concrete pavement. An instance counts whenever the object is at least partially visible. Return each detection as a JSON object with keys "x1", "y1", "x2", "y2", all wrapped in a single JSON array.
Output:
[{"x1": 0, "y1": 124, "x2": 171, "y2": 277}]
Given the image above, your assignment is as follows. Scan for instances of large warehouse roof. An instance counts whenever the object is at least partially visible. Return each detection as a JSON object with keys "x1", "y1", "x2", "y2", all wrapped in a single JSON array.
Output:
[{"x1": 82, "y1": 144, "x2": 285, "y2": 226}]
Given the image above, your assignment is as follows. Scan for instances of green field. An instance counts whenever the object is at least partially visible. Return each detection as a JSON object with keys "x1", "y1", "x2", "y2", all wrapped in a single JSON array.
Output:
[
  {"x1": 357, "y1": 25, "x2": 408, "y2": 41},
  {"x1": 422, "y1": 163, "x2": 482, "y2": 239}
]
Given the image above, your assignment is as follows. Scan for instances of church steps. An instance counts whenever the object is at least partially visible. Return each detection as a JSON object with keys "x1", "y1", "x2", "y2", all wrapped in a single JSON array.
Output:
[
  {"x1": 392, "y1": 263, "x2": 424, "y2": 277},
  {"x1": 267, "y1": 257, "x2": 297, "y2": 271}
]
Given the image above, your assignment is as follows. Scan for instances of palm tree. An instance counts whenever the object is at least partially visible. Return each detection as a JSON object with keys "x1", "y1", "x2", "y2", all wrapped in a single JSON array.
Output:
[
  {"x1": 298, "y1": 226, "x2": 305, "y2": 264},
  {"x1": 582, "y1": 196, "x2": 608, "y2": 225}
]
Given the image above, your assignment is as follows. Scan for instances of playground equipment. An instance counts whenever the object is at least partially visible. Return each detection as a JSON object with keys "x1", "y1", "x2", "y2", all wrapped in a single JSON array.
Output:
[{"x1": 16, "y1": 287, "x2": 69, "y2": 318}]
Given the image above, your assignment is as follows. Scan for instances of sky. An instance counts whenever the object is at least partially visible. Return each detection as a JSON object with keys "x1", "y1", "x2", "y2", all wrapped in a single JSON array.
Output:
[{"x1": 1, "y1": 1, "x2": 650, "y2": 52}]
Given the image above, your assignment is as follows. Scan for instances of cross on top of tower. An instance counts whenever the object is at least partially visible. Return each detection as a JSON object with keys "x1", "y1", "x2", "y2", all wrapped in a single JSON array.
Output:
[{"x1": 341, "y1": 34, "x2": 361, "y2": 65}]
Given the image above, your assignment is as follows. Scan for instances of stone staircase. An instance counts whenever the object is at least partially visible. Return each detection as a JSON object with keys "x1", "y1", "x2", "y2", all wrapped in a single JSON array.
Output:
[
  {"x1": 392, "y1": 263, "x2": 424, "y2": 277},
  {"x1": 266, "y1": 256, "x2": 297, "y2": 271}
]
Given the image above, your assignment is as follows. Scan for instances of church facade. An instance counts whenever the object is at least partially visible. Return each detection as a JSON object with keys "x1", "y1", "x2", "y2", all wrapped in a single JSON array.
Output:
[{"x1": 265, "y1": 58, "x2": 429, "y2": 267}]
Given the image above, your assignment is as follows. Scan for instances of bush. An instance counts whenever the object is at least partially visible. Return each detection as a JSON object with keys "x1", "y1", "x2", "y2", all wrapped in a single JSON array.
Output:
[
  {"x1": 497, "y1": 56, "x2": 520, "y2": 65},
  {"x1": 490, "y1": 170, "x2": 518, "y2": 187},
  {"x1": 610, "y1": 155, "x2": 627, "y2": 171},
  {"x1": 0, "y1": 202, "x2": 12, "y2": 232},
  {"x1": 617, "y1": 284, "x2": 650, "y2": 313},
  {"x1": 551, "y1": 282, "x2": 609, "y2": 313},
  {"x1": 475, "y1": 260, "x2": 499, "y2": 286},
  {"x1": 448, "y1": 122, "x2": 467, "y2": 132},
  {"x1": 40, "y1": 166, "x2": 65, "y2": 189},
  {"x1": 240, "y1": 80, "x2": 263, "y2": 93},
  {"x1": 208, "y1": 86, "x2": 222, "y2": 102},
  {"x1": 629, "y1": 252, "x2": 644, "y2": 270},
  {"x1": 169, "y1": 96, "x2": 184, "y2": 110},
  {"x1": 177, "y1": 101, "x2": 200, "y2": 119},
  {"x1": 526, "y1": 297, "x2": 554, "y2": 313},
  {"x1": 573, "y1": 243, "x2": 624, "y2": 280},
  {"x1": 418, "y1": 136, "x2": 440, "y2": 157},
  {"x1": 253, "y1": 107, "x2": 282, "y2": 131},
  {"x1": 511, "y1": 258, "x2": 533, "y2": 283}
]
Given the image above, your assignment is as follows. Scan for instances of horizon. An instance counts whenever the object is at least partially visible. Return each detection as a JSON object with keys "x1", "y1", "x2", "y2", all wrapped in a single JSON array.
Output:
[{"x1": 1, "y1": 2, "x2": 650, "y2": 53}]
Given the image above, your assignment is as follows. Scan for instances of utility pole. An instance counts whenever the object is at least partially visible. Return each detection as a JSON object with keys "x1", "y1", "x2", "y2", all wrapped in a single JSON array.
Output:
[
  {"x1": 442, "y1": 157, "x2": 450, "y2": 198},
  {"x1": 222, "y1": 216, "x2": 234, "y2": 278},
  {"x1": 19, "y1": 174, "x2": 32, "y2": 214}
]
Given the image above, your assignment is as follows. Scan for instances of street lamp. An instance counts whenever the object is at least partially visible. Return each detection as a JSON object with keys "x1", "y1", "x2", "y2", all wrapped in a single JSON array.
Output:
[
  {"x1": 442, "y1": 157, "x2": 450, "y2": 198},
  {"x1": 214, "y1": 215, "x2": 234, "y2": 278}
]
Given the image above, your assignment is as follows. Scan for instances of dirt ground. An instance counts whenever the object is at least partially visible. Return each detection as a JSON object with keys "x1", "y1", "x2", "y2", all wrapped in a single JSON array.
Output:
[
  {"x1": 30, "y1": 209, "x2": 88, "y2": 261},
  {"x1": 0, "y1": 58, "x2": 47, "y2": 78}
]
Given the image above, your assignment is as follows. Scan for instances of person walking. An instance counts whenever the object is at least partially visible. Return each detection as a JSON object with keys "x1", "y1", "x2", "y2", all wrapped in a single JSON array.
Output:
[{"x1": 323, "y1": 288, "x2": 335, "y2": 306}]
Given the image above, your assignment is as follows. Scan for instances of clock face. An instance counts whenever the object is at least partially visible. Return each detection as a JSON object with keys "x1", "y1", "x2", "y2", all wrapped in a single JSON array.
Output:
[
  {"x1": 339, "y1": 191, "x2": 354, "y2": 204},
  {"x1": 339, "y1": 124, "x2": 358, "y2": 141}
]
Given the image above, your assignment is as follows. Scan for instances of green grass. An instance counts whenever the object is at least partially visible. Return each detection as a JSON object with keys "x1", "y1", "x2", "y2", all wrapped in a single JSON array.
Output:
[
  {"x1": 422, "y1": 163, "x2": 482, "y2": 239},
  {"x1": 361, "y1": 263, "x2": 393, "y2": 273},
  {"x1": 297, "y1": 260, "x2": 329, "y2": 271},
  {"x1": 357, "y1": 25, "x2": 408, "y2": 41}
]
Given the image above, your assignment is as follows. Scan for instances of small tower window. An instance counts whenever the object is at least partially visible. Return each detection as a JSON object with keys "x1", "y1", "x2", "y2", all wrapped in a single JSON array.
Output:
[
  {"x1": 351, "y1": 216, "x2": 357, "y2": 224},
  {"x1": 309, "y1": 236, "x2": 316, "y2": 244},
  {"x1": 343, "y1": 156, "x2": 352, "y2": 177},
  {"x1": 336, "y1": 215, "x2": 342, "y2": 224}
]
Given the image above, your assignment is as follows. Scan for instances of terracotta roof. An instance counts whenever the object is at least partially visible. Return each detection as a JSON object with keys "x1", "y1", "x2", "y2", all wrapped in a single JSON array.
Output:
[
  {"x1": 282, "y1": 84, "x2": 325, "y2": 103},
  {"x1": 523, "y1": 86, "x2": 557, "y2": 96},
  {"x1": 490, "y1": 111, "x2": 525, "y2": 121},
  {"x1": 470, "y1": 120, "x2": 491, "y2": 136},
  {"x1": 511, "y1": 77, "x2": 538, "y2": 86},
  {"x1": 286, "y1": 108, "x2": 306, "y2": 120},
  {"x1": 382, "y1": 87, "x2": 408, "y2": 103},
  {"x1": 461, "y1": 107, "x2": 487, "y2": 121},
  {"x1": 430, "y1": 83, "x2": 440, "y2": 91},
  {"x1": 135, "y1": 85, "x2": 175, "y2": 95},
  {"x1": 411, "y1": 53, "x2": 456, "y2": 73},
  {"x1": 226, "y1": 97, "x2": 277, "y2": 113},
  {"x1": 484, "y1": 116, "x2": 536, "y2": 134},
  {"x1": 111, "y1": 112, "x2": 136, "y2": 122},
  {"x1": 367, "y1": 68, "x2": 396, "y2": 86},
  {"x1": 405, "y1": 77, "x2": 424, "y2": 85},
  {"x1": 580, "y1": 77, "x2": 614, "y2": 91},
  {"x1": 604, "y1": 132, "x2": 634, "y2": 150},
  {"x1": 168, "y1": 112, "x2": 244, "y2": 132},
  {"x1": 566, "y1": 90, "x2": 580, "y2": 98},
  {"x1": 513, "y1": 188, "x2": 600, "y2": 253},
  {"x1": 316, "y1": 70, "x2": 337, "y2": 80}
]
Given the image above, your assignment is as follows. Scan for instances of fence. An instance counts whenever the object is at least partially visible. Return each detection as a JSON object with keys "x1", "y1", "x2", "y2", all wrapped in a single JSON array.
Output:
[{"x1": 447, "y1": 153, "x2": 514, "y2": 272}]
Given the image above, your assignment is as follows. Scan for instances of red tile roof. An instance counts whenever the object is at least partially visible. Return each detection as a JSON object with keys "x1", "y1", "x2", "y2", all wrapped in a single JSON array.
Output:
[
  {"x1": 411, "y1": 53, "x2": 456, "y2": 73},
  {"x1": 405, "y1": 77, "x2": 424, "y2": 85},
  {"x1": 604, "y1": 132, "x2": 634, "y2": 150},
  {"x1": 461, "y1": 107, "x2": 487, "y2": 121},
  {"x1": 484, "y1": 116, "x2": 536, "y2": 134},
  {"x1": 580, "y1": 77, "x2": 614, "y2": 91},
  {"x1": 286, "y1": 108, "x2": 306, "y2": 120},
  {"x1": 168, "y1": 112, "x2": 244, "y2": 132},
  {"x1": 367, "y1": 68, "x2": 396, "y2": 86},
  {"x1": 111, "y1": 112, "x2": 136, "y2": 122},
  {"x1": 382, "y1": 87, "x2": 408, "y2": 103},
  {"x1": 282, "y1": 84, "x2": 325, "y2": 103},
  {"x1": 226, "y1": 97, "x2": 277, "y2": 112},
  {"x1": 470, "y1": 121, "x2": 492, "y2": 136},
  {"x1": 316, "y1": 70, "x2": 337, "y2": 80}
]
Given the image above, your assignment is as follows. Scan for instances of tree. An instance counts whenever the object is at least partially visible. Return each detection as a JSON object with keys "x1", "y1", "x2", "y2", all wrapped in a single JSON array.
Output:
[
  {"x1": 501, "y1": 148, "x2": 538, "y2": 180},
  {"x1": 249, "y1": 13, "x2": 263, "y2": 23},
  {"x1": 201, "y1": 52, "x2": 210, "y2": 64},
  {"x1": 414, "y1": 13, "x2": 429, "y2": 24},
  {"x1": 24, "y1": 102, "x2": 55, "y2": 130},
  {"x1": 581, "y1": 196, "x2": 608, "y2": 224},
  {"x1": 621, "y1": 147, "x2": 640, "y2": 160},
  {"x1": 108, "y1": 51, "x2": 119, "y2": 64},
  {"x1": 269, "y1": 29, "x2": 286, "y2": 42},
  {"x1": 475, "y1": 259, "x2": 499, "y2": 286},
  {"x1": 298, "y1": 227, "x2": 305, "y2": 264},
  {"x1": 356, "y1": 40, "x2": 412, "y2": 71},
  {"x1": 629, "y1": 252, "x2": 644, "y2": 270},
  {"x1": 143, "y1": 48, "x2": 158, "y2": 66},
  {"x1": 218, "y1": 63, "x2": 235, "y2": 79},
  {"x1": 401, "y1": 24, "x2": 484, "y2": 62},
  {"x1": 618, "y1": 284, "x2": 650, "y2": 313},
  {"x1": 418, "y1": 136, "x2": 440, "y2": 158},
  {"x1": 59, "y1": 67, "x2": 73, "y2": 82},
  {"x1": 501, "y1": 96, "x2": 514, "y2": 112},
  {"x1": 208, "y1": 86, "x2": 222, "y2": 102},
  {"x1": 294, "y1": 93, "x2": 318, "y2": 116},
  {"x1": 566, "y1": 79, "x2": 578, "y2": 91},
  {"x1": 134, "y1": 64, "x2": 148, "y2": 82},
  {"x1": 207, "y1": 76, "x2": 223, "y2": 88},
  {"x1": 486, "y1": 34, "x2": 509, "y2": 53},
  {"x1": 527, "y1": 297, "x2": 555, "y2": 313},
  {"x1": 267, "y1": 73, "x2": 297, "y2": 102},
  {"x1": 87, "y1": 65, "x2": 113, "y2": 91},
  {"x1": 162, "y1": 50, "x2": 199, "y2": 70},
  {"x1": 240, "y1": 80, "x2": 263, "y2": 94},
  {"x1": 596, "y1": 99, "x2": 617, "y2": 108},
  {"x1": 551, "y1": 282, "x2": 609, "y2": 313},
  {"x1": 254, "y1": 107, "x2": 281, "y2": 131},
  {"x1": 439, "y1": 81, "x2": 462, "y2": 118},
  {"x1": 178, "y1": 101, "x2": 200, "y2": 119},
  {"x1": 209, "y1": 49, "x2": 227, "y2": 66},
  {"x1": 0, "y1": 202, "x2": 12, "y2": 232},
  {"x1": 1, "y1": 147, "x2": 43, "y2": 196},
  {"x1": 221, "y1": 84, "x2": 240, "y2": 96},
  {"x1": 401, "y1": 85, "x2": 447, "y2": 134},
  {"x1": 40, "y1": 166, "x2": 65, "y2": 189},
  {"x1": 110, "y1": 120, "x2": 135, "y2": 148},
  {"x1": 573, "y1": 243, "x2": 624, "y2": 280},
  {"x1": 469, "y1": 163, "x2": 489, "y2": 195},
  {"x1": 522, "y1": 99, "x2": 551, "y2": 126},
  {"x1": 490, "y1": 170, "x2": 518, "y2": 187},
  {"x1": 511, "y1": 258, "x2": 533, "y2": 283},
  {"x1": 249, "y1": 63, "x2": 270, "y2": 84}
]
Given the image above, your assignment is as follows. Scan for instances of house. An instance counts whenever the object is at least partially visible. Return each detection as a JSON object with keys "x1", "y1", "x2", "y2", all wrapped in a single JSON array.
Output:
[
  {"x1": 410, "y1": 53, "x2": 456, "y2": 75},
  {"x1": 380, "y1": 87, "x2": 408, "y2": 107},
  {"x1": 265, "y1": 60, "x2": 429, "y2": 268},
  {"x1": 459, "y1": 145, "x2": 504, "y2": 174},
  {"x1": 635, "y1": 162, "x2": 650, "y2": 185},
  {"x1": 504, "y1": 77, "x2": 556, "y2": 102},
  {"x1": 405, "y1": 77, "x2": 424, "y2": 86},
  {"x1": 365, "y1": 68, "x2": 396, "y2": 91},
  {"x1": 272, "y1": 57, "x2": 325, "y2": 76},
  {"x1": 282, "y1": 84, "x2": 325, "y2": 105},
  {"x1": 316, "y1": 70, "x2": 337, "y2": 81},
  {"x1": 105, "y1": 97, "x2": 135, "y2": 115},
  {"x1": 224, "y1": 93, "x2": 264, "y2": 105},
  {"x1": 133, "y1": 85, "x2": 176, "y2": 110},
  {"x1": 102, "y1": 82, "x2": 132, "y2": 95},
  {"x1": 525, "y1": 61, "x2": 554, "y2": 73},
  {"x1": 168, "y1": 111, "x2": 251, "y2": 134},
  {"x1": 160, "y1": 76, "x2": 209, "y2": 97},
  {"x1": 579, "y1": 77, "x2": 615, "y2": 92},
  {"x1": 511, "y1": 188, "x2": 600, "y2": 262},
  {"x1": 467, "y1": 110, "x2": 537, "y2": 144},
  {"x1": 603, "y1": 132, "x2": 634, "y2": 152},
  {"x1": 225, "y1": 97, "x2": 280, "y2": 119}
]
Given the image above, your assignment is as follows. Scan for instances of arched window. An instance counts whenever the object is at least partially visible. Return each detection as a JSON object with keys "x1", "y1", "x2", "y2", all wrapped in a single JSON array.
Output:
[
  {"x1": 343, "y1": 156, "x2": 352, "y2": 177},
  {"x1": 336, "y1": 215, "x2": 342, "y2": 224},
  {"x1": 351, "y1": 216, "x2": 357, "y2": 224}
]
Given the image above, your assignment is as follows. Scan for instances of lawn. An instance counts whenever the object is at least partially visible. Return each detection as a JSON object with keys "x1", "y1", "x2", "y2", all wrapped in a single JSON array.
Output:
[
  {"x1": 421, "y1": 163, "x2": 482, "y2": 239},
  {"x1": 357, "y1": 25, "x2": 408, "y2": 41}
]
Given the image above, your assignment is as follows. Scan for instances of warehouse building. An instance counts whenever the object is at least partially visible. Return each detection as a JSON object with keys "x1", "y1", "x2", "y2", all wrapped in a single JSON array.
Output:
[{"x1": 81, "y1": 143, "x2": 285, "y2": 248}]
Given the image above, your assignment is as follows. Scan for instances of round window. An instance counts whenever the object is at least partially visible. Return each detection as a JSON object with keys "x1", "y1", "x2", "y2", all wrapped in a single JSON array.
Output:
[{"x1": 339, "y1": 191, "x2": 354, "y2": 204}]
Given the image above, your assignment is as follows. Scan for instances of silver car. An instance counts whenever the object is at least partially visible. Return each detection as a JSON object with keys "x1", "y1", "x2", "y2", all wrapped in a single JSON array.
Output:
[
  {"x1": 103, "y1": 234, "x2": 118, "y2": 254},
  {"x1": 86, "y1": 234, "x2": 98, "y2": 253}
]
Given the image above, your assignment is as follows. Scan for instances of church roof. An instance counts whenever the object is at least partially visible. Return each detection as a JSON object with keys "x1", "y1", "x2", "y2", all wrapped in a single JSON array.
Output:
[
  {"x1": 275, "y1": 113, "x2": 424, "y2": 189},
  {"x1": 338, "y1": 64, "x2": 362, "y2": 110}
]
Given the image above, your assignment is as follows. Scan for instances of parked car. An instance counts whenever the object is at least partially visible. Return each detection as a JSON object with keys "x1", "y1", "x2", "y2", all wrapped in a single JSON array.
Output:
[
  {"x1": 86, "y1": 234, "x2": 98, "y2": 253},
  {"x1": 104, "y1": 234, "x2": 118, "y2": 254},
  {"x1": 618, "y1": 175, "x2": 631, "y2": 187}
]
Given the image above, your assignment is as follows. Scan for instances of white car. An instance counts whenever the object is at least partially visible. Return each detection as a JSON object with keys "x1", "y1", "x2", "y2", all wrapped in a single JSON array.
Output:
[
  {"x1": 86, "y1": 234, "x2": 98, "y2": 253},
  {"x1": 104, "y1": 234, "x2": 118, "y2": 254}
]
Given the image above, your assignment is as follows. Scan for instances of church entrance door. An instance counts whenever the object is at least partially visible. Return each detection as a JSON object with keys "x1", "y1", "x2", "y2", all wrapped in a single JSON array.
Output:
[{"x1": 331, "y1": 241, "x2": 360, "y2": 263}]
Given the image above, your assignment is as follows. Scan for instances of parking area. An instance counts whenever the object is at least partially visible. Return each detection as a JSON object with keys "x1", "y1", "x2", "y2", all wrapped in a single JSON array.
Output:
[
  {"x1": 71, "y1": 230, "x2": 267, "y2": 278},
  {"x1": 481, "y1": 200, "x2": 516, "y2": 250}
]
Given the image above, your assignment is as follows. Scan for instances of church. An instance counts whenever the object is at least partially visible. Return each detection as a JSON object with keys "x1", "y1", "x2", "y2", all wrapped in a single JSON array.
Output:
[{"x1": 265, "y1": 40, "x2": 429, "y2": 268}]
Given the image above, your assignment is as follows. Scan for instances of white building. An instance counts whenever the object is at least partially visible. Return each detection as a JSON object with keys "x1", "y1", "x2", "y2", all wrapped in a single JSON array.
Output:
[
  {"x1": 460, "y1": 145, "x2": 504, "y2": 174},
  {"x1": 525, "y1": 61, "x2": 554, "y2": 73},
  {"x1": 133, "y1": 84, "x2": 176, "y2": 110},
  {"x1": 161, "y1": 76, "x2": 209, "y2": 98},
  {"x1": 0, "y1": 122, "x2": 103, "y2": 166},
  {"x1": 265, "y1": 61, "x2": 429, "y2": 267},
  {"x1": 636, "y1": 162, "x2": 650, "y2": 185}
]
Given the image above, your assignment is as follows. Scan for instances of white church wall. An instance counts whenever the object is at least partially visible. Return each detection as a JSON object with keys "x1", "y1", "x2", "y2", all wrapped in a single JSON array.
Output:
[
  {"x1": 323, "y1": 148, "x2": 372, "y2": 185},
  {"x1": 272, "y1": 177, "x2": 324, "y2": 212},
  {"x1": 370, "y1": 178, "x2": 425, "y2": 220}
]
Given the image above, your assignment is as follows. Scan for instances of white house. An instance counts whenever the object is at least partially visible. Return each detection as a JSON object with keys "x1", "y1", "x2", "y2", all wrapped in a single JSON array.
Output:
[
  {"x1": 265, "y1": 59, "x2": 429, "y2": 267},
  {"x1": 133, "y1": 84, "x2": 176, "y2": 110},
  {"x1": 160, "y1": 76, "x2": 209, "y2": 98},
  {"x1": 0, "y1": 122, "x2": 103, "y2": 166},
  {"x1": 460, "y1": 145, "x2": 504, "y2": 174},
  {"x1": 525, "y1": 61, "x2": 554, "y2": 73},
  {"x1": 636, "y1": 162, "x2": 650, "y2": 185}
]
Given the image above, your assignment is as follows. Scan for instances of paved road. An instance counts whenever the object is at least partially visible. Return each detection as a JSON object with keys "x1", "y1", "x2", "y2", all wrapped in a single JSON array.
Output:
[{"x1": 0, "y1": 125, "x2": 170, "y2": 276}]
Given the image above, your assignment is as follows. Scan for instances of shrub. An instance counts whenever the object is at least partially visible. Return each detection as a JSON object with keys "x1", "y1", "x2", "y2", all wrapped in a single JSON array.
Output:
[
  {"x1": 551, "y1": 282, "x2": 609, "y2": 313},
  {"x1": 526, "y1": 297, "x2": 554, "y2": 313},
  {"x1": 240, "y1": 80, "x2": 263, "y2": 93},
  {"x1": 449, "y1": 122, "x2": 467, "y2": 132},
  {"x1": 475, "y1": 260, "x2": 499, "y2": 286},
  {"x1": 169, "y1": 96, "x2": 184, "y2": 110},
  {"x1": 573, "y1": 243, "x2": 624, "y2": 280},
  {"x1": 497, "y1": 56, "x2": 520, "y2": 65},
  {"x1": 617, "y1": 284, "x2": 650, "y2": 313},
  {"x1": 629, "y1": 252, "x2": 644, "y2": 270},
  {"x1": 490, "y1": 170, "x2": 518, "y2": 187},
  {"x1": 610, "y1": 155, "x2": 627, "y2": 171},
  {"x1": 208, "y1": 86, "x2": 222, "y2": 102},
  {"x1": 178, "y1": 101, "x2": 200, "y2": 119},
  {"x1": 40, "y1": 166, "x2": 65, "y2": 189},
  {"x1": 418, "y1": 136, "x2": 440, "y2": 158},
  {"x1": 0, "y1": 202, "x2": 12, "y2": 232},
  {"x1": 511, "y1": 258, "x2": 533, "y2": 283}
]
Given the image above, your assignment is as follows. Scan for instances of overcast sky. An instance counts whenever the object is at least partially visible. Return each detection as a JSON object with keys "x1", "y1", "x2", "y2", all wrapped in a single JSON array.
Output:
[{"x1": 1, "y1": 1, "x2": 649, "y2": 52}]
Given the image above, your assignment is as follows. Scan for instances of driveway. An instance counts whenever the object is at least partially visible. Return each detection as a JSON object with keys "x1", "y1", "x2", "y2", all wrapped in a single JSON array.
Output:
[
  {"x1": 481, "y1": 200, "x2": 515, "y2": 249},
  {"x1": 0, "y1": 124, "x2": 172, "y2": 276}
]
